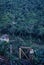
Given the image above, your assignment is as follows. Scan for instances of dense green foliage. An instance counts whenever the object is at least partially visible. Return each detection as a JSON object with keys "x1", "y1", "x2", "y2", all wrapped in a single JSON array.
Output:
[{"x1": 0, "y1": 0, "x2": 44, "y2": 65}]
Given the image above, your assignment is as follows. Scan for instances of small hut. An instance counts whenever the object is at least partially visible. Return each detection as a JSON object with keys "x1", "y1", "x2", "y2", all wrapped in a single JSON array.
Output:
[{"x1": 19, "y1": 46, "x2": 34, "y2": 60}]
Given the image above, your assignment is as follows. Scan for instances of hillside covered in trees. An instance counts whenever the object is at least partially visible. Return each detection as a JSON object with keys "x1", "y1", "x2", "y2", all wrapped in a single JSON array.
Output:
[{"x1": 0, "y1": 0, "x2": 44, "y2": 65}]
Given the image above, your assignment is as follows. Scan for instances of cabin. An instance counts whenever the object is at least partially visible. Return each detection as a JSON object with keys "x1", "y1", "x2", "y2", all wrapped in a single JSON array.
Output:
[
  {"x1": 0, "y1": 34, "x2": 9, "y2": 42},
  {"x1": 19, "y1": 46, "x2": 34, "y2": 60}
]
